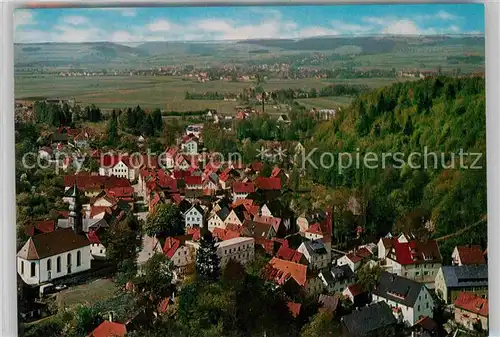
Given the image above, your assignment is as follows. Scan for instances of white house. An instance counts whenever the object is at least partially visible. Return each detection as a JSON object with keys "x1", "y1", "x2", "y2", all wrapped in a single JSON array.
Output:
[
  {"x1": 297, "y1": 240, "x2": 330, "y2": 271},
  {"x1": 184, "y1": 204, "x2": 205, "y2": 228},
  {"x1": 377, "y1": 233, "x2": 442, "y2": 285},
  {"x1": 187, "y1": 236, "x2": 254, "y2": 268},
  {"x1": 181, "y1": 138, "x2": 198, "y2": 155},
  {"x1": 208, "y1": 208, "x2": 229, "y2": 231},
  {"x1": 99, "y1": 156, "x2": 137, "y2": 181},
  {"x1": 163, "y1": 236, "x2": 195, "y2": 275},
  {"x1": 372, "y1": 271, "x2": 435, "y2": 326},
  {"x1": 17, "y1": 228, "x2": 92, "y2": 286},
  {"x1": 451, "y1": 245, "x2": 486, "y2": 266},
  {"x1": 87, "y1": 231, "x2": 107, "y2": 259}
]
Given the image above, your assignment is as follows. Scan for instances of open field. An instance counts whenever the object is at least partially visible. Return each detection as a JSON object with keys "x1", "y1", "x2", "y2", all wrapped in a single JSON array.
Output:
[
  {"x1": 54, "y1": 278, "x2": 118, "y2": 309},
  {"x1": 296, "y1": 96, "x2": 354, "y2": 109},
  {"x1": 15, "y1": 74, "x2": 404, "y2": 111}
]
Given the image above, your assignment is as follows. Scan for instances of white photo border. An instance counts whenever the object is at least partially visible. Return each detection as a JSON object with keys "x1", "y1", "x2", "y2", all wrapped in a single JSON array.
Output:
[{"x1": 0, "y1": 1, "x2": 496, "y2": 336}]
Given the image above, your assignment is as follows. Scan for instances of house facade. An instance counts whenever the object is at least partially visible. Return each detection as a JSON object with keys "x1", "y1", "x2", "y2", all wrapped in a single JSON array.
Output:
[
  {"x1": 184, "y1": 205, "x2": 204, "y2": 228},
  {"x1": 17, "y1": 228, "x2": 92, "y2": 286},
  {"x1": 297, "y1": 240, "x2": 330, "y2": 270},
  {"x1": 378, "y1": 233, "x2": 442, "y2": 285},
  {"x1": 454, "y1": 292, "x2": 488, "y2": 331},
  {"x1": 434, "y1": 264, "x2": 488, "y2": 304},
  {"x1": 372, "y1": 272, "x2": 435, "y2": 326}
]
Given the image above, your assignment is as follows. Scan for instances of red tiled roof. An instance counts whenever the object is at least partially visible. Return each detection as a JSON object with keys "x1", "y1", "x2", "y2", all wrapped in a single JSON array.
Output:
[
  {"x1": 456, "y1": 245, "x2": 486, "y2": 265},
  {"x1": 306, "y1": 223, "x2": 322, "y2": 235},
  {"x1": 88, "y1": 321, "x2": 127, "y2": 337},
  {"x1": 171, "y1": 193, "x2": 183, "y2": 204},
  {"x1": 253, "y1": 215, "x2": 281, "y2": 232},
  {"x1": 345, "y1": 252, "x2": 364, "y2": 263},
  {"x1": 276, "y1": 245, "x2": 303, "y2": 263},
  {"x1": 105, "y1": 187, "x2": 134, "y2": 199},
  {"x1": 187, "y1": 227, "x2": 200, "y2": 241},
  {"x1": 87, "y1": 230, "x2": 101, "y2": 244},
  {"x1": 233, "y1": 182, "x2": 255, "y2": 194},
  {"x1": 287, "y1": 302, "x2": 301, "y2": 318},
  {"x1": 254, "y1": 177, "x2": 281, "y2": 191},
  {"x1": 185, "y1": 176, "x2": 202, "y2": 185},
  {"x1": 64, "y1": 174, "x2": 106, "y2": 189},
  {"x1": 346, "y1": 283, "x2": 364, "y2": 297},
  {"x1": 157, "y1": 297, "x2": 171, "y2": 314},
  {"x1": 355, "y1": 247, "x2": 372, "y2": 259},
  {"x1": 163, "y1": 237, "x2": 180, "y2": 259},
  {"x1": 454, "y1": 292, "x2": 488, "y2": 317},
  {"x1": 271, "y1": 167, "x2": 282, "y2": 178},
  {"x1": 104, "y1": 176, "x2": 131, "y2": 189},
  {"x1": 264, "y1": 257, "x2": 307, "y2": 286},
  {"x1": 25, "y1": 220, "x2": 56, "y2": 237},
  {"x1": 251, "y1": 161, "x2": 264, "y2": 172},
  {"x1": 392, "y1": 237, "x2": 441, "y2": 265},
  {"x1": 213, "y1": 227, "x2": 241, "y2": 241}
]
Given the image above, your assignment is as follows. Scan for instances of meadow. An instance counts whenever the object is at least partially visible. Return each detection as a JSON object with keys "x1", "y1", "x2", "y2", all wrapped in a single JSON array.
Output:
[{"x1": 15, "y1": 74, "x2": 403, "y2": 112}]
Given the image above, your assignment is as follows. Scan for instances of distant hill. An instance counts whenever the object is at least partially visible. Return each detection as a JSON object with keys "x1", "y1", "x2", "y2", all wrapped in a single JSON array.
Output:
[
  {"x1": 236, "y1": 35, "x2": 484, "y2": 53},
  {"x1": 14, "y1": 42, "x2": 149, "y2": 68}
]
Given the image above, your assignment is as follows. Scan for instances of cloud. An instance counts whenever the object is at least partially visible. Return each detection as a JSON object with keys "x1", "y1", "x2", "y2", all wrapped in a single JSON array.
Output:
[
  {"x1": 14, "y1": 10, "x2": 35, "y2": 29},
  {"x1": 449, "y1": 25, "x2": 460, "y2": 33},
  {"x1": 197, "y1": 19, "x2": 235, "y2": 33},
  {"x1": 436, "y1": 10, "x2": 458, "y2": 20},
  {"x1": 382, "y1": 19, "x2": 421, "y2": 35},
  {"x1": 62, "y1": 15, "x2": 89, "y2": 26},
  {"x1": 147, "y1": 19, "x2": 175, "y2": 32}
]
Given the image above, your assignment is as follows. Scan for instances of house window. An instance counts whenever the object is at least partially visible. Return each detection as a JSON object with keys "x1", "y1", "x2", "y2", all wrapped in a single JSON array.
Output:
[
  {"x1": 57, "y1": 257, "x2": 61, "y2": 272},
  {"x1": 30, "y1": 262, "x2": 36, "y2": 277},
  {"x1": 426, "y1": 303, "x2": 429, "y2": 309},
  {"x1": 77, "y1": 251, "x2": 81, "y2": 267},
  {"x1": 418, "y1": 305, "x2": 421, "y2": 311},
  {"x1": 67, "y1": 253, "x2": 71, "y2": 266},
  {"x1": 21, "y1": 261, "x2": 24, "y2": 275},
  {"x1": 47, "y1": 259, "x2": 51, "y2": 271}
]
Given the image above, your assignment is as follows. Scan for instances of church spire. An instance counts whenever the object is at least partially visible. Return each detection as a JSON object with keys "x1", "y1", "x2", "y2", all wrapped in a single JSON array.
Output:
[{"x1": 69, "y1": 182, "x2": 83, "y2": 235}]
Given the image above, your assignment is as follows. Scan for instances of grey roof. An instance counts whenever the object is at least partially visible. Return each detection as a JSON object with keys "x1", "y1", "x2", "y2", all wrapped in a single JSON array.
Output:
[
  {"x1": 58, "y1": 218, "x2": 108, "y2": 233},
  {"x1": 303, "y1": 239, "x2": 328, "y2": 255},
  {"x1": 216, "y1": 207, "x2": 230, "y2": 221},
  {"x1": 441, "y1": 264, "x2": 488, "y2": 289},
  {"x1": 373, "y1": 271, "x2": 425, "y2": 307},
  {"x1": 342, "y1": 302, "x2": 396, "y2": 337},
  {"x1": 320, "y1": 265, "x2": 355, "y2": 287}
]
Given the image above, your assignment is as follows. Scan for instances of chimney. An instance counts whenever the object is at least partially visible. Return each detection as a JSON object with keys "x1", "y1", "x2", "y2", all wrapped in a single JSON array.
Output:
[{"x1": 108, "y1": 312, "x2": 114, "y2": 322}]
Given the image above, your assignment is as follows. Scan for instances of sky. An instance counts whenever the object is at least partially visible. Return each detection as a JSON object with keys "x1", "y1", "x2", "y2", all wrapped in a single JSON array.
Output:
[{"x1": 14, "y1": 4, "x2": 485, "y2": 44}]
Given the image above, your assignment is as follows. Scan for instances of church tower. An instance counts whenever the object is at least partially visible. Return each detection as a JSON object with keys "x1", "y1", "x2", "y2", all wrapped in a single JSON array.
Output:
[{"x1": 68, "y1": 182, "x2": 83, "y2": 235}]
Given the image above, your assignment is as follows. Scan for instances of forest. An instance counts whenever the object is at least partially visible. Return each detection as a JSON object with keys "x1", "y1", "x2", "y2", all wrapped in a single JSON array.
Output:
[{"x1": 304, "y1": 76, "x2": 486, "y2": 260}]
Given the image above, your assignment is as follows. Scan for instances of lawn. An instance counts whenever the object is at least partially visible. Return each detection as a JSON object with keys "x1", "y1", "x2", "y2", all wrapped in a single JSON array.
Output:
[{"x1": 55, "y1": 278, "x2": 118, "y2": 310}]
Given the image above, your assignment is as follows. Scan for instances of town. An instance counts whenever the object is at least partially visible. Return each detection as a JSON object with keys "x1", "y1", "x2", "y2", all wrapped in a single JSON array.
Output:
[
  {"x1": 16, "y1": 81, "x2": 487, "y2": 337},
  {"x1": 13, "y1": 5, "x2": 488, "y2": 337}
]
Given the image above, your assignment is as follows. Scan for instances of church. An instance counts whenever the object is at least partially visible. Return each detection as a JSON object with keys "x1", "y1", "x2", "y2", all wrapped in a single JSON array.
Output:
[{"x1": 17, "y1": 184, "x2": 92, "y2": 286}]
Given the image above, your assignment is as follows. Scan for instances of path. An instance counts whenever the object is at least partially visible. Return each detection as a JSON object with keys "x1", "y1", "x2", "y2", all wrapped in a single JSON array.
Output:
[{"x1": 435, "y1": 215, "x2": 487, "y2": 242}]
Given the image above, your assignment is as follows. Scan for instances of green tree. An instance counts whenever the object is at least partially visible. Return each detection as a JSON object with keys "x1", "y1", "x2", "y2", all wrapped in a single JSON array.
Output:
[
  {"x1": 144, "y1": 203, "x2": 183, "y2": 237},
  {"x1": 196, "y1": 228, "x2": 220, "y2": 282},
  {"x1": 300, "y1": 311, "x2": 340, "y2": 337},
  {"x1": 356, "y1": 263, "x2": 383, "y2": 292},
  {"x1": 100, "y1": 212, "x2": 140, "y2": 264},
  {"x1": 107, "y1": 109, "x2": 119, "y2": 145},
  {"x1": 141, "y1": 115, "x2": 155, "y2": 137},
  {"x1": 133, "y1": 253, "x2": 175, "y2": 309},
  {"x1": 152, "y1": 108, "x2": 163, "y2": 131},
  {"x1": 73, "y1": 305, "x2": 102, "y2": 337}
]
